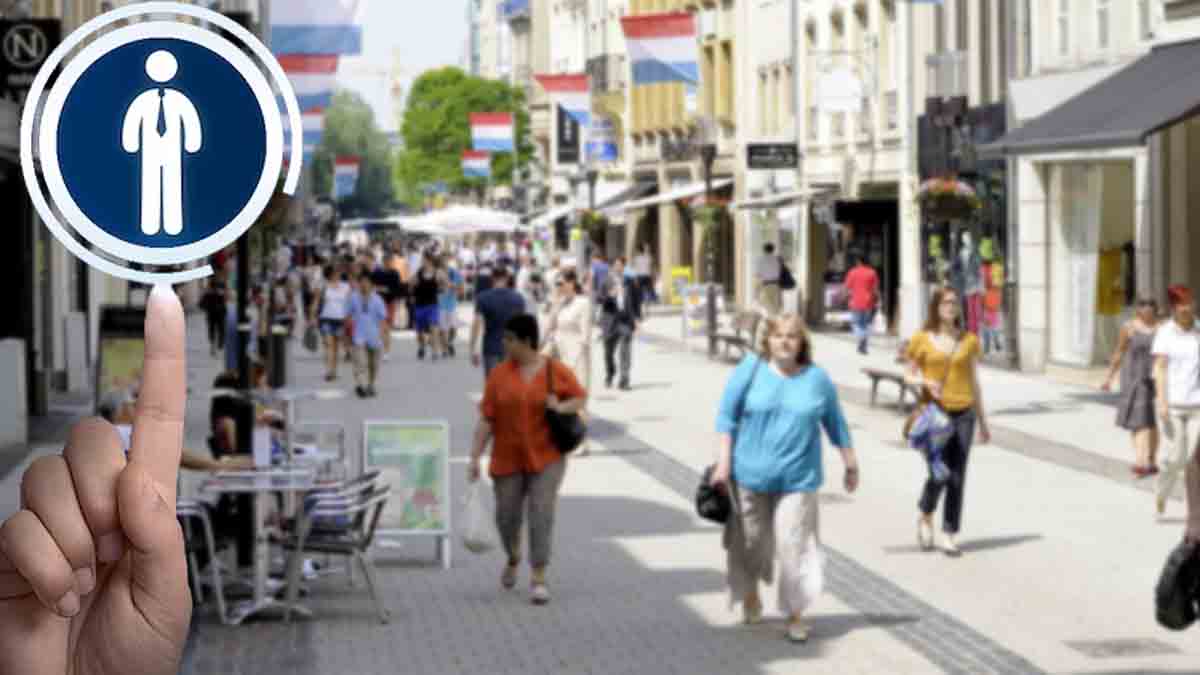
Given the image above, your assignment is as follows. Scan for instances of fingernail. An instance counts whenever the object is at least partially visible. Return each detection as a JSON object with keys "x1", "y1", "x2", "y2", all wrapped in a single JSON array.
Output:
[
  {"x1": 57, "y1": 591, "x2": 80, "y2": 617},
  {"x1": 74, "y1": 568, "x2": 95, "y2": 595},
  {"x1": 97, "y1": 532, "x2": 124, "y2": 563}
]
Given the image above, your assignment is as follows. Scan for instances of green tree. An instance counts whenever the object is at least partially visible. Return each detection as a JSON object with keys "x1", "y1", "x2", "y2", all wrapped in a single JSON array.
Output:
[
  {"x1": 311, "y1": 90, "x2": 396, "y2": 217},
  {"x1": 395, "y1": 67, "x2": 534, "y2": 208}
]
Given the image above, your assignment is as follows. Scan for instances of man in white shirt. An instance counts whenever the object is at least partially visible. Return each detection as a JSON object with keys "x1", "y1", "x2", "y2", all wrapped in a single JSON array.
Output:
[
  {"x1": 273, "y1": 241, "x2": 292, "y2": 279},
  {"x1": 1152, "y1": 284, "x2": 1200, "y2": 540},
  {"x1": 757, "y1": 243, "x2": 782, "y2": 315}
]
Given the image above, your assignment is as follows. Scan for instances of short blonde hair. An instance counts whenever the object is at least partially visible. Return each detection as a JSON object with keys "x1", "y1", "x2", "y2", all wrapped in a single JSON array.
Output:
[{"x1": 757, "y1": 313, "x2": 812, "y2": 366}]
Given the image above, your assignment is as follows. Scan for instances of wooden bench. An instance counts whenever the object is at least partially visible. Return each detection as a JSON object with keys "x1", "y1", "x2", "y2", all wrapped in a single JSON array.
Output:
[
  {"x1": 863, "y1": 367, "x2": 918, "y2": 409},
  {"x1": 711, "y1": 311, "x2": 761, "y2": 361}
]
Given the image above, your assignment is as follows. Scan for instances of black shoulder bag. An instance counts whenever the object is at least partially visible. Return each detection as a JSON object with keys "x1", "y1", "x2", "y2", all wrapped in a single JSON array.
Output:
[
  {"x1": 545, "y1": 359, "x2": 587, "y2": 453},
  {"x1": 696, "y1": 357, "x2": 763, "y2": 524}
]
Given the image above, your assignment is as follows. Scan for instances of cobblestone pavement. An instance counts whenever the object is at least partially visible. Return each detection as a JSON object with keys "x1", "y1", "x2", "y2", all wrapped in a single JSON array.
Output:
[{"x1": 2, "y1": 310, "x2": 1197, "y2": 675}]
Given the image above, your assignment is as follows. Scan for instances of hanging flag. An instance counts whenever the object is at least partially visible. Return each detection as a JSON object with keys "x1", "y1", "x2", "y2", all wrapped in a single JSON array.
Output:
[
  {"x1": 535, "y1": 74, "x2": 590, "y2": 126},
  {"x1": 470, "y1": 113, "x2": 515, "y2": 153},
  {"x1": 271, "y1": 0, "x2": 363, "y2": 56},
  {"x1": 282, "y1": 107, "x2": 326, "y2": 147},
  {"x1": 461, "y1": 150, "x2": 491, "y2": 179},
  {"x1": 334, "y1": 156, "x2": 360, "y2": 199},
  {"x1": 278, "y1": 55, "x2": 337, "y2": 112},
  {"x1": 621, "y1": 12, "x2": 699, "y2": 85}
]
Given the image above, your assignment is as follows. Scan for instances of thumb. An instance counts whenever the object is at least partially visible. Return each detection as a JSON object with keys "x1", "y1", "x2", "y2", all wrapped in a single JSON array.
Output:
[{"x1": 116, "y1": 463, "x2": 191, "y2": 634}]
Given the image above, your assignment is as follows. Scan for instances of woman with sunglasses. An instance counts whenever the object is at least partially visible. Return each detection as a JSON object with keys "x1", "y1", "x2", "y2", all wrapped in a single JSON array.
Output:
[
  {"x1": 542, "y1": 269, "x2": 593, "y2": 454},
  {"x1": 1101, "y1": 297, "x2": 1161, "y2": 476}
]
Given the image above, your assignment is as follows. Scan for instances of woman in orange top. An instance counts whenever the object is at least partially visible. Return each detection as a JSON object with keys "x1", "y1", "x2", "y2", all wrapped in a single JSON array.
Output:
[
  {"x1": 904, "y1": 286, "x2": 992, "y2": 556},
  {"x1": 468, "y1": 314, "x2": 587, "y2": 605}
]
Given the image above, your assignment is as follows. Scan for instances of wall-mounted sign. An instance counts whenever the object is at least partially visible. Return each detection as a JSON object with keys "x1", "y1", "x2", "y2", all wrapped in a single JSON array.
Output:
[
  {"x1": 746, "y1": 142, "x2": 799, "y2": 170},
  {"x1": 556, "y1": 103, "x2": 579, "y2": 165},
  {"x1": 0, "y1": 19, "x2": 60, "y2": 106}
]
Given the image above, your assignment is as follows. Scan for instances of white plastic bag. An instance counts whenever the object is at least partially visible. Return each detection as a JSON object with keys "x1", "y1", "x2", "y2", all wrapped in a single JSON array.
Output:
[{"x1": 462, "y1": 480, "x2": 495, "y2": 554}]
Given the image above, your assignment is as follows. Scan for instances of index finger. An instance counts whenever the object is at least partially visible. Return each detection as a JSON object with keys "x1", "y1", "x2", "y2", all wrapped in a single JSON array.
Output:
[{"x1": 128, "y1": 284, "x2": 186, "y2": 505}]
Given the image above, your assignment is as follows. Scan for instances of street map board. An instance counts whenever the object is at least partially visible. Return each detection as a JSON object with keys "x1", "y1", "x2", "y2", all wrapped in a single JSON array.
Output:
[{"x1": 362, "y1": 420, "x2": 451, "y2": 537}]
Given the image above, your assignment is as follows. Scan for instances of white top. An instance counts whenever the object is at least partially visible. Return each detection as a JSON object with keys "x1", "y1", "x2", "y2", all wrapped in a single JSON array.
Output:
[
  {"x1": 634, "y1": 253, "x2": 652, "y2": 276},
  {"x1": 319, "y1": 281, "x2": 353, "y2": 320},
  {"x1": 273, "y1": 246, "x2": 292, "y2": 278},
  {"x1": 458, "y1": 248, "x2": 476, "y2": 267},
  {"x1": 1151, "y1": 320, "x2": 1200, "y2": 407},
  {"x1": 757, "y1": 254, "x2": 780, "y2": 282}
]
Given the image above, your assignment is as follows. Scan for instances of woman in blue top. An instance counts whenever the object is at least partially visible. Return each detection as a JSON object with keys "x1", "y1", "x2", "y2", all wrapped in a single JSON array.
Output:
[{"x1": 711, "y1": 313, "x2": 859, "y2": 642}]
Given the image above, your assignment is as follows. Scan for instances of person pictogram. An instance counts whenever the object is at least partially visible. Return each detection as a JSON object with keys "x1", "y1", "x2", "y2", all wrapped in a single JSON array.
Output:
[{"x1": 121, "y1": 50, "x2": 202, "y2": 236}]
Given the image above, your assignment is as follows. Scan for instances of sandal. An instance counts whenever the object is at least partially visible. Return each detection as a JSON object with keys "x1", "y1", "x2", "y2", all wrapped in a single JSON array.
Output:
[
  {"x1": 530, "y1": 583, "x2": 550, "y2": 605},
  {"x1": 501, "y1": 561, "x2": 519, "y2": 590},
  {"x1": 743, "y1": 596, "x2": 763, "y2": 625},
  {"x1": 786, "y1": 618, "x2": 810, "y2": 643}
]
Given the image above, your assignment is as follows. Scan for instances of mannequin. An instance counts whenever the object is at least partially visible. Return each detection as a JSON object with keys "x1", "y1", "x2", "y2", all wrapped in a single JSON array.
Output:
[{"x1": 959, "y1": 231, "x2": 983, "y2": 335}]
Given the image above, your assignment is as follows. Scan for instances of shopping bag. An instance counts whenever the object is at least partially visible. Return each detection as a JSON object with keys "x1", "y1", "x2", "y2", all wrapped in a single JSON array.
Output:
[{"x1": 462, "y1": 480, "x2": 496, "y2": 554}]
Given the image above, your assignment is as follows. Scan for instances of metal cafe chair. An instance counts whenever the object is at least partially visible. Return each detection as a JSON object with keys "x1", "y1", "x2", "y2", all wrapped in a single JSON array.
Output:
[{"x1": 282, "y1": 484, "x2": 392, "y2": 624}]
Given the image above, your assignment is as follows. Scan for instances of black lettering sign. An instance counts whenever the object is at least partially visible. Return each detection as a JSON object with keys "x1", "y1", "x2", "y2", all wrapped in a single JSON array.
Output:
[
  {"x1": 0, "y1": 20, "x2": 60, "y2": 106},
  {"x1": 746, "y1": 143, "x2": 799, "y2": 170}
]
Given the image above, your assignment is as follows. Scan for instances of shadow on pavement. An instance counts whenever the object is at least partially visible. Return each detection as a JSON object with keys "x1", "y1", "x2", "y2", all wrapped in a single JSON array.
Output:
[{"x1": 883, "y1": 534, "x2": 1043, "y2": 556}]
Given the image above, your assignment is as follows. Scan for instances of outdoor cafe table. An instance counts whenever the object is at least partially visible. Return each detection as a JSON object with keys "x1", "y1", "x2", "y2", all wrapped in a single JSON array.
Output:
[{"x1": 200, "y1": 467, "x2": 322, "y2": 625}]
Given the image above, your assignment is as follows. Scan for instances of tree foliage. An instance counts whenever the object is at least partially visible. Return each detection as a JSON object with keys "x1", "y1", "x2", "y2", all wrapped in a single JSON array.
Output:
[
  {"x1": 311, "y1": 90, "x2": 396, "y2": 217},
  {"x1": 395, "y1": 67, "x2": 534, "y2": 208}
]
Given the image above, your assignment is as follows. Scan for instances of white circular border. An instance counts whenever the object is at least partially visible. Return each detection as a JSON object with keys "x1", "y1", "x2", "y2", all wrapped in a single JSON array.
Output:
[
  {"x1": 42, "y1": 22, "x2": 282, "y2": 266},
  {"x1": 20, "y1": 1, "x2": 304, "y2": 285}
]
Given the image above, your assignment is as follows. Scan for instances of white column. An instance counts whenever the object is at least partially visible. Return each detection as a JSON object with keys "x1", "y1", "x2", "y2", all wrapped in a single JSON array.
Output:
[
  {"x1": 965, "y1": 0, "x2": 982, "y2": 103},
  {"x1": 988, "y1": 0, "x2": 1003, "y2": 104},
  {"x1": 868, "y1": 0, "x2": 882, "y2": 145},
  {"x1": 897, "y1": 0, "x2": 921, "y2": 338},
  {"x1": 1018, "y1": 159, "x2": 1050, "y2": 372},
  {"x1": 1134, "y1": 149, "x2": 1152, "y2": 299}
]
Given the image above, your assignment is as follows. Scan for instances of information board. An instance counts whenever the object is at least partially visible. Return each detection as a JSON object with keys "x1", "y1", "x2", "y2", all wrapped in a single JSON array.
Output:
[{"x1": 363, "y1": 420, "x2": 451, "y2": 536}]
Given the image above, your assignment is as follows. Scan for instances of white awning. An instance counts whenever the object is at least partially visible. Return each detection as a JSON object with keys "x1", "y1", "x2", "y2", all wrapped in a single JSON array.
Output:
[
  {"x1": 616, "y1": 178, "x2": 733, "y2": 212},
  {"x1": 530, "y1": 204, "x2": 575, "y2": 229},
  {"x1": 731, "y1": 188, "x2": 835, "y2": 210}
]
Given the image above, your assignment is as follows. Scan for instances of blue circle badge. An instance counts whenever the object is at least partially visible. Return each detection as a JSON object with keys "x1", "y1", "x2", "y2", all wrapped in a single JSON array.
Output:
[{"x1": 21, "y1": 2, "x2": 303, "y2": 285}]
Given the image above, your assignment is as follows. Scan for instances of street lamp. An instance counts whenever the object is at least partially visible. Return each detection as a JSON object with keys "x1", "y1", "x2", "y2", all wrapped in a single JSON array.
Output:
[{"x1": 694, "y1": 117, "x2": 719, "y2": 355}]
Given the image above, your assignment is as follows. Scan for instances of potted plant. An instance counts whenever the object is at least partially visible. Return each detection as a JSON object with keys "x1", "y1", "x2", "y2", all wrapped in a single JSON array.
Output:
[
  {"x1": 916, "y1": 177, "x2": 981, "y2": 219},
  {"x1": 579, "y1": 209, "x2": 609, "y2": 249}
]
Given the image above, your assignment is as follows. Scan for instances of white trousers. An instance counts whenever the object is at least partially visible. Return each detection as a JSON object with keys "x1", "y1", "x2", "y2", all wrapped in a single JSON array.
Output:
[
  {"x1": 724, "y1": 485, "x2": 823, "y2": 617},
  {"x1": 1160, "y1": 410, "x2": 1200, "y2": 503}
]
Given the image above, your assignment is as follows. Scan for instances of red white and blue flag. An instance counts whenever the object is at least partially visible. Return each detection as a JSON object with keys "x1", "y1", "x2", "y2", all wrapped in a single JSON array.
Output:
[
  {"x1": 470, "y1": 113, "x2": 515, "y2": 153},
  {"x1": 621, "y1": 12, "x2": 699, "y2": 86},
  {"x1": 334, "y1": 156, "x2": 360, "y2": 199},
  {"x1": 271, "y1": 0, "x2": 363, "y2": 56},
  {"x1": 277, "y1": 55, "x2": 337, "y2": 113},
  {"x1": 535, "y1": 74, "x2": 590, "y2": 126},
  {"x1": 461, "y1": 150, "x2": 491, "y2": 179},
  {"x1": 282, "y1": 106, "x2": 326, "y2": 146}
]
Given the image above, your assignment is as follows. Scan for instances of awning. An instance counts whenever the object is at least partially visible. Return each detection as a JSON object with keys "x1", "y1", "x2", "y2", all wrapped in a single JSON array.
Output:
[
  {"x1": 596, "y1": 181, "x2": 656, "y2": 211},
  {"x1": 981, "y1": 39, "x2": 1200, "y2": 157},
  {"x1": 530, "y1": 204, "x2": 574, "y2": 229},
  {"x1": 731, "y1": 188, "x2": 835, "y2": 210},
  {"x1": 616, "y1": 178, "x2": 734, "y2": 212}
]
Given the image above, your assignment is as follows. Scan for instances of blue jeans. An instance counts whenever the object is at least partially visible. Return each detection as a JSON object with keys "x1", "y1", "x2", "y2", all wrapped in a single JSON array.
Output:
[
  {"x1": 918, "y1": 408, "x2": 975, "y2": 534},
  {"x1": 851, "y1": 310, "x2": 873, "y2": 351}
]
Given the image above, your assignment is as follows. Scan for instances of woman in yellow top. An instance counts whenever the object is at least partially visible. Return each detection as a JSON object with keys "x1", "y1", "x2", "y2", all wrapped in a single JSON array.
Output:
[{"x1": 904, "y1": 286, "x2": 992, "y2": 556}]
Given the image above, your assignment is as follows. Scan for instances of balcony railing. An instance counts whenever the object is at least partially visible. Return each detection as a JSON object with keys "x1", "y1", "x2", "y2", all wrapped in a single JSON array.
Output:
[{"x1": 885, "y1": 90, "x2": 898, "y2": 130}]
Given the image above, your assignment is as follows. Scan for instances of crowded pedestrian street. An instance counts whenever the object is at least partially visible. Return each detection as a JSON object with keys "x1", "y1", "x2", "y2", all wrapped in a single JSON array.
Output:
[{"x1": 3, "y1": 303, "x2": 1191, "y2": 675}]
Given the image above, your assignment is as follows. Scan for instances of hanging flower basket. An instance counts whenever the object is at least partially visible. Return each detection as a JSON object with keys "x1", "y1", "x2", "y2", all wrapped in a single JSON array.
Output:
[
  {"x1": 916, "y1": 177, "x2": 981, "y2": 218},
  {"x1": 579, "y1": 209, "x2": 609, "y2": 247},
  {"x1": 692, "y1": 202, "x2": 727, "y2": 231}
]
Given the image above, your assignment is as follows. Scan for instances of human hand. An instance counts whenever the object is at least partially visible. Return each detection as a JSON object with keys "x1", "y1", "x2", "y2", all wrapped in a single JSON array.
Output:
[
  {"x1": 471, "y1": 353, "x2": 481, "y2": 367},
  {"x1": 0, "y1": 285, "x2": 191, "y2": 675},
  {"x1": 219, "y1": 455, "x2": 254, "y2": 470},
  {"x1": 1099, "y1": 378, "x2": 1113, "y2": 392},
  {"x1": 925, "y1": 380, "x2": 942, "y2": 400},
  {"x1": 1159, "y1": 399, "x2": 1170, "y2": 423},
  {"x1": 844, "y1": 464, "x2": 860, "y2": 493},
  {"x1": 709, "y1": 461, "x2": 731, "y2": 491},
  {"x1": 978, "y1": 423, "x2": 991, "y2": 445},
  {"x1": 546, "y1": 394, "x2": 560, "y2": 412},
  {"x1": 468, "y1": 457, "x2": 481, "y2": 483}
]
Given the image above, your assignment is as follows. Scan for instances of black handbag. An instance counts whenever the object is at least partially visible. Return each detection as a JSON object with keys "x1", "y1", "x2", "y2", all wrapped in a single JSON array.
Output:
[
  {"x1": 779, "y1": 258, "x2": 797, "y2": 290},
  {"x1": 545, "y1": 359, "x2": 586, "y2": 453},
  {"x1": 1156, "y1": 538, "x2": 1200, "y2": 630},
  {"x1": 696, "y1": 357, "x2": 763, "y2": 524}
]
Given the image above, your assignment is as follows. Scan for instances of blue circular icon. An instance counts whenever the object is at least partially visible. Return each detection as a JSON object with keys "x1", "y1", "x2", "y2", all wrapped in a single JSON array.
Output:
[
  {"x1": 23, "y1": 5, "x2": 299, "y2": 284},
  {"x1": 56, "y1": 38, "x2": 266, "y2": 249}
]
